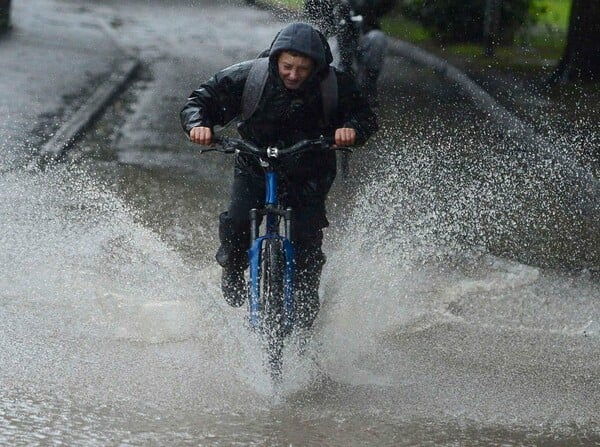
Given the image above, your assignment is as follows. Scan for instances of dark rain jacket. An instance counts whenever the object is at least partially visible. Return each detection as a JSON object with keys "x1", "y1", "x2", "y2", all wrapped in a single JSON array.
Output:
[
  {"x1": 350, "y1": 0, "x2": 397, "y2": 30},
  {"x1": 180, "y1": 23, "x2": 378, "y2": 191},
  {"x1": 305, "y1": 0, "x2": 396, "y2": 32}
]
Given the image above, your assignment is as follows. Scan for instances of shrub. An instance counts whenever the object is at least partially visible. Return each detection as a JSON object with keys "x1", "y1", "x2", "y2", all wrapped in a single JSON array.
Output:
[{"x1": 398, "y1": 0, "x2": 541, "y2": 43}]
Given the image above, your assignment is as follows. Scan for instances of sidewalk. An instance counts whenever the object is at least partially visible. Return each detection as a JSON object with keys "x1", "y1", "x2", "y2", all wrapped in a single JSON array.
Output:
[{"x1": 0, "y1": 0, "x2": 133, "y2": 170}]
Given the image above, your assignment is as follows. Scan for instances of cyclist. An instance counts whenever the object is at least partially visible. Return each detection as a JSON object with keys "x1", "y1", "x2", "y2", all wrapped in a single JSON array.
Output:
[
  {"x1": 304, "y1": 0, "x2": 397, "y2": 105},
  {"x1": 180, "y1": 22, "x2": 378, "y2": 330}
]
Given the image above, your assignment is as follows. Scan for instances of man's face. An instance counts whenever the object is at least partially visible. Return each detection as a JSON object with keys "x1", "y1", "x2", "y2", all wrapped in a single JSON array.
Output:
[{"x1": 277, "y1": 51, "x2": 314, "y2": 90}]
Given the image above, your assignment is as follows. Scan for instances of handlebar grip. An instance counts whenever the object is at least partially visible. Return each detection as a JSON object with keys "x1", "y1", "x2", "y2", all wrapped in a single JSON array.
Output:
[
  {"x1": 321, "y1": 135, "x2": 352, "y2": 153},
  {"x1": 201, "y1": 134, "x2": 351, "y2": 156},
  {"x1": 209, "y1": 135, "x2": 237, "y2": 154},
  {"x1": 321, "y1": 135, "x2": 336, "y2": 146}
]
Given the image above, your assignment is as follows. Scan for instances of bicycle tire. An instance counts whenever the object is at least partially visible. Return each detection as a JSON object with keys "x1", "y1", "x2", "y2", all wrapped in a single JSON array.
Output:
[{"x1": 259, "y1": 238, "x2": 286, "y2": 379}]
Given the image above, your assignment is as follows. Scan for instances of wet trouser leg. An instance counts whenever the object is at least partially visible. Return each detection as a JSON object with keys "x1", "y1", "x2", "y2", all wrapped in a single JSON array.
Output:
[
  {"x1": 356, "y1": 29, "x2": 388, "y2": 102},
  {"x1": 216, "y1": 171, "x2": 264, "y2": 270},
  {"x1": 288, "y1": 168, "x2": 331, "y2": 328},
  {"x1": 216, "y1": 171, "x2": 264, "y2": 306},
  {"x1": 293, "y1": 231, "x2": 326, "y2": 330},
  {"x1": 337, "y1": 24, "x2": 359, "y2": 75},
  {"x1": 336, "y1": 6, "x2": 360, "y2": 75},
  {"x1": 217, "y1": 169, "x2": 328, "y2": 325}
]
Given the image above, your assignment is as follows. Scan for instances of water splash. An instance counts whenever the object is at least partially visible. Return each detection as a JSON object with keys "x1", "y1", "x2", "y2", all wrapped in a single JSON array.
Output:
[
  {"x1": 309, "y1": 122, "x2": 600, "y2": 426},
  {"x1": 0, "y1": 164, "x2": 277, "y2": 417}
]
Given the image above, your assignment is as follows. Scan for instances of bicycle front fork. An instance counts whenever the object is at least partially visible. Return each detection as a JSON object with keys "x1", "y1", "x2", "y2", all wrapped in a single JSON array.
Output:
[
  {"x1": 249, "y1": 206, "x2": 293, "y2": 241},
  {"x1": 248, "y1": 207, "x2": 295, "y2": 332}
]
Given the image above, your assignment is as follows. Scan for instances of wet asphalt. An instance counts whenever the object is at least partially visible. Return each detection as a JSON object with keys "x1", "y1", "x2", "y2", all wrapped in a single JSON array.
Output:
[{"x1": 1, "y1": 0, "x2": 599, "y2": 445}]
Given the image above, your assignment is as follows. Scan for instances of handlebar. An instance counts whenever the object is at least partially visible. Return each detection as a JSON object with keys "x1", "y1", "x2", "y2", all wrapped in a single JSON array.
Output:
[{"x1": 199, "y1": 135, "x2": 352, "y2": 158}]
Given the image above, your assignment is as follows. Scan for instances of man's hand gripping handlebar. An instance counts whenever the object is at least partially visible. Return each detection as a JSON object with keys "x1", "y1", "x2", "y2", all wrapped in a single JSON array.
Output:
[{"x1": 196, "y1": 135, "x2": 352, "y2": 157}]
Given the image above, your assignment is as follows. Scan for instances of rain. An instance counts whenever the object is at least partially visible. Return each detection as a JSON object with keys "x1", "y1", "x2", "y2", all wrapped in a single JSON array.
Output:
[{"x1": 1, "y1": 0, "x2": 599, "y2": 445}]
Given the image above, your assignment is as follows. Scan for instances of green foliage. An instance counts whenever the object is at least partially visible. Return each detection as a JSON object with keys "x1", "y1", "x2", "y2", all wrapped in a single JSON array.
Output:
[
  {"x1": 398, "y1": 0, "x2": 543, "y2": 43},
  {"x1": 267, "y1": 0, "x2": 304, "y2": 7},
  {"x1": 259, "y1": 0, "x2": 568, "y2": 56},
  {"x1": 513, "y1": 0, "x2": 569, "y2": 53},
  {"x1": 531, "y1": 0, "x2": 570, "y2": 28},
  {"x1": 381, "y1": 14, "x2": 431, "y2": 41}
]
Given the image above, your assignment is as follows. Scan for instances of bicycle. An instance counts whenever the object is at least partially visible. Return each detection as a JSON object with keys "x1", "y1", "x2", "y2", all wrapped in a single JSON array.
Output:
[{"x1": 200, "y1": 135, "x2": 348, "y2": 380}]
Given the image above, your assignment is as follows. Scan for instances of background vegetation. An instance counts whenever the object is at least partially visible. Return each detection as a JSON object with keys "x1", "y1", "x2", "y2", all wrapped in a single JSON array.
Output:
[{"x1": 262, "y1": 0, "x2": 570, "y2": 62}]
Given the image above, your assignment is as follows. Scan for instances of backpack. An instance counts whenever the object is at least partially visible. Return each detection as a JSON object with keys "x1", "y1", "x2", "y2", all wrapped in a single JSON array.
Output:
[{"x1": 240, "y1": 57, "x2": 338, "y2": 126}]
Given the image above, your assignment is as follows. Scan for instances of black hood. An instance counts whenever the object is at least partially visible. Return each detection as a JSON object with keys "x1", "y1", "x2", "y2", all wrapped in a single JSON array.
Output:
[{"x1": 268, "y1": 22, "x2": 333, "y2": 74}]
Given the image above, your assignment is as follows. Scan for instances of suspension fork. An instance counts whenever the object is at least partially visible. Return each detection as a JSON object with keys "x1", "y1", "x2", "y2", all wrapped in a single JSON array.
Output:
[{"x1": 247, "y1": 171, "x2": 296, "y2": 331}]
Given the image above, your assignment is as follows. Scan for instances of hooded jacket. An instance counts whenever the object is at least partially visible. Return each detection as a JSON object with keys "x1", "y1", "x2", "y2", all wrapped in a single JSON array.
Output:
[
  {"x1": 268, "y1": 22, "x2": 331, "y2": 74},
  {"x1": 180, "y1": 22, "x2": 378, "y2": 187}
]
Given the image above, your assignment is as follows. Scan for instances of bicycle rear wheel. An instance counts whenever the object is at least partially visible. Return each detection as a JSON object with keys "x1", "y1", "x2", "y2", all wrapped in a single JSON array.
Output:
[{"x1": 259, "y1": 238, "x2": 286, "y2": 380}]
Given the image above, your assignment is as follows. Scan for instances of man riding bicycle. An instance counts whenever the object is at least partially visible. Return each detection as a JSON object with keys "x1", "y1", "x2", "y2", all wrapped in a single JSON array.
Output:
[
  {"x1": 180, "y1": 22, "x2": 378, "y2": 330},
  {"x1": 304, "y1": 0, "x2": 396, "y2": 105}
]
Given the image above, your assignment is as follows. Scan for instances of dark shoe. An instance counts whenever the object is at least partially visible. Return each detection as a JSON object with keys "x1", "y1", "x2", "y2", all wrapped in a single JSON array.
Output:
[{"x1": 221, "y1": 266, "x2": 246, "y2": 307}]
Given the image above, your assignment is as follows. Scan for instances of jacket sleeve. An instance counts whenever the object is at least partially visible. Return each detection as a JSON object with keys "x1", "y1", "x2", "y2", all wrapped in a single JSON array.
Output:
[
  {"x1": 180, "y1": 60, "x2": 253, "y2": 135},
  {"x1": 334, "y1": 69, "x2": 379, "y2": 145}
]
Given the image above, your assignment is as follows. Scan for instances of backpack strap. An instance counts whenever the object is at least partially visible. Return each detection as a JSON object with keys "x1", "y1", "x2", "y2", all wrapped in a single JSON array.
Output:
[
  {"x1": 320, "y1": 66, "x2": 338, "y2": 126},
  {"x1": 241, "y1": 58, "x2": 338, "y2": 124},
  {"x1": 241, "y1": 57, "x2": 270, "y2": 121}
]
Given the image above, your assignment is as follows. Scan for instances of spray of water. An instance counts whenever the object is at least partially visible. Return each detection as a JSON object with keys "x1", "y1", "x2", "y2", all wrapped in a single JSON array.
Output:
[
  {"x1": 2, "y1": 104, "x2": 598, "y2": 443},
  {"x1": 308, "y1": 122, "x2": 599, "y2": 427},
  {"x1": 0, "y1": 164, "x2": 291, "y2": 419}
]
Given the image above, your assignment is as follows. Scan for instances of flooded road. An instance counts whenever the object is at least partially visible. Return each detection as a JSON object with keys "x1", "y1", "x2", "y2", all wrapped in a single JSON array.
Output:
[{"x1": 1, "y1": 0, "x2": 599, "y2": 445}]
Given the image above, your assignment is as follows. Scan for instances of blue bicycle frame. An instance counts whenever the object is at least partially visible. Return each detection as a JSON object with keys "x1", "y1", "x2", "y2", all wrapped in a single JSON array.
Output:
[
  {"x1": 198, "y1": 135, "x2": 341, "y2": 379},
  {"x1": 202, "y1": 135, "x2": 338, "y2": 340},
  {"x1": 247, "y1": 169, "x2": 295, "y2": 334}
]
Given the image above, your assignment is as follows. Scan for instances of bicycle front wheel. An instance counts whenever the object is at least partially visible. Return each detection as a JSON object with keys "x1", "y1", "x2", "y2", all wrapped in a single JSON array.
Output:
[{"x1": 260, "y1": 238, "x2": 286, "y2": 379}]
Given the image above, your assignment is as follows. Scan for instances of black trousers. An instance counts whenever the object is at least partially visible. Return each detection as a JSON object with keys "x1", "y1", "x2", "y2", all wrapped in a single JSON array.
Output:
[{"x1": 216, "y1": 168, "x2": 329, "y2": 328}]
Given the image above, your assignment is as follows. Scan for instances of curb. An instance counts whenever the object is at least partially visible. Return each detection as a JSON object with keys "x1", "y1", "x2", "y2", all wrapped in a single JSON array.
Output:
[
  {"x1": 38, "y1": 57, "x2": 140, "y2": 161},
  {"x1": 36, "y1": 1, "x2": 525, "y2": 162},
  {"x1": 37, "y1": 16, "x2": 141, "y2": 163}
]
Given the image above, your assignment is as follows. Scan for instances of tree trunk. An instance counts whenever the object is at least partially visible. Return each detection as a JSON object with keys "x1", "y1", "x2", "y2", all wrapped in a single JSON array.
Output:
[
  {"x1": 483, "y1": 0, "x2": 502, "y2": 57},
  {"x1": 0, "y1": 0, "x2": 11, "y2": 33},
  {"x1": 550, "y1": 0, "x2": 600, "y2": 83}
]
